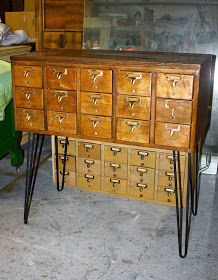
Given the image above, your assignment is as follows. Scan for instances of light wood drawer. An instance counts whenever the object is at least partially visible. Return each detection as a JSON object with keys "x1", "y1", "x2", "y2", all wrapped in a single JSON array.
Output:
[
  {"x1": 116, "y1": 118, "x2": 150, "y2": 144},
  {"x1": 78, "y1": 141, "x2": 101, "y2": 160},
  {"x1": 15, "y1": 87, "x2": 43, "y2": 109},
  {"x1": 16, "y1": 108, "x2": 44, "y2": 131},
  {"x1": 103, "y1": 177, "x2": 127, "y2": 195},
  {"x1": 129, "y1": 182, "x2": 154, "y2": 200},
  {"x1": 56, "y1": 155, "x2": 76, "y2": 172},
  {"x1": 55, "y1": 171, "x2": 76, "y2": 187},
  {"x1": 117, "y1": 71, "x2": 151, "y2": 96},
  {"x1": 14, "y1": 65, "x2": 42, "y2": 88},
  {"x1": 57, "y1": 137, "x2": 76, "y2": 156},
  {"x1": 104, "y1": 145, "x2": 128, "y2": 164},
  {"x1": 158, "y1": 153, "x2": 186, "y2": 172},
  {"x1": 46, "y1": 66, "x2": 76, "y2": 90},
  {"x1": 156, "y1": 73, "x2": 194, "y2": 100},
  {"x1": 155, "y1": 186, "x2": 177, "y2": 206},
  {"x1": 155, "y1": 122, "x2": 190, "y2": 148},
  {"x1": 130, "y1": 149, "x2": 156, "y2": 168},
  {"x1": 80, "y1": 69, "x2": 112, "y2": 93},
  {"x1": 81, "y1": 115, "x2": 112, "y2": 139},
  {"x1": 78, "y1": 158, "x2": 101, "y2": 175},
  {"x1": 77, "y1": 173, "x2": 101, "y2": 191},
  {"x1": 47, "y1": 89, "x2": 76, "y2": 112},
  {"x1": 156, "y1": 98, "x2": 192, "y2": 124},
  {"x1": 116, "y1": 95, "x2": 151, "y2": 120},
  {"x1": 47, "y1": 111, "x2": 77, "y2": 134},
  {"x1": 104, "y1": 162, "x2": 128, "y2": 179},
  {"x1": 81, "y1": 91, "x2": 112, "y2": 116},
  {"x1": 157, "y1": 170, "x2": 185, "y2": 188},
  {"x1": 130, "y1": 166, "x2": 155, "y2": 184}
]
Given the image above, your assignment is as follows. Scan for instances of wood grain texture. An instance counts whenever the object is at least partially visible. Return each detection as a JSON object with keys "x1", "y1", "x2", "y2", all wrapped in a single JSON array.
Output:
[
  {"x1": 129, "y1": 183, "x2": 154, "y2": 200},
  {"x1": 46, "y1": 66, "x2": 76, "y2": 90},
  {"x1": 130, "y1": 149, "x2": 156, "y2": 168},
  {"x1": 14, "y1": 65, "x2": 42, "y2": 88},
  {"x1": 78, "y1": 141, "x2": 101, "y2": 160},
  {"x1": 104, "y1": 162, "x2": 128, "y2": 179},
  {"x1": 15, "y1": 87, "x2": 43, "y2": 109},
  {"x1": 16, "y1": 108, "x2": 45, "y2": 131},
  {"x1": 104, "y1": 145, "x2": 128, "y2": 164},
  {"x1": 78, "y1": 158, "x2": 101, "y2": 175},
  {"x1": 44, "y1": 0, "x2": 66, "y2": 29},
  {"x1": 47, "y1": 111, "x2": 77, "y2": 134},
  {"x1": 46, "y1": 89, "x2": 76, "y2": 112},
  {"x1": 130, "y1": 166, "x2": 155, "y2": 184},
  {"x1": 102, "y1": 177, "x2": 127, "y2": 195}
]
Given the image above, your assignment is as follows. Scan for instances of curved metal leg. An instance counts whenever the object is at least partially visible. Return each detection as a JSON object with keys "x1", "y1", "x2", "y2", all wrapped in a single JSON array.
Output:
[
  {"x1": 24, "y1": 133, "x2": 45, "y2": 224},
  {"x1": 54, "y1": 136, "x2": 68, "y2": 191},
  {"x1": 173, "y1": 151, "x2": 192, "y2": 258}
]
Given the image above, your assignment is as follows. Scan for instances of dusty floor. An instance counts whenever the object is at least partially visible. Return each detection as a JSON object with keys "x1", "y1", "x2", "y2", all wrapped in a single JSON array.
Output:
[{"x1": 0, "y1": 142, "x2": 217, "y2": 280}]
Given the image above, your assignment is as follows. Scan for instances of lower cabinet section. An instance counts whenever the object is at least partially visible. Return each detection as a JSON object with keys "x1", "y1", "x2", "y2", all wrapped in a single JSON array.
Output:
[{"x1": 52, "y1": 137, "x2": 188, "y2": 206}]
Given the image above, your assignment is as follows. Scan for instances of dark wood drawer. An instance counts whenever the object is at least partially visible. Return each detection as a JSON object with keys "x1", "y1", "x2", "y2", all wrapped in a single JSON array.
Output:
[
  {"x1": 46, "y1": 66, "x2": 76, "y2": 90},
  {"x1": 81, "y1": 115, "x2": 112, "y2": 139},
  {"x1": 116, "y1": 95, "x2": 151, "y2": 120},
  {"x1": 116, "y1": 118, "x2": 150, "y2": 144},
  {"x1": 156, "y1": 98, "x2": 192, "y2": 124},
  {"x1": 80, "y1": 91, "x2": 112, "y2": 116},
  {"x1": 14, "y1": 65, "x2": 42, "y2": 88},
  {"x1": 47, "y1": 89, "x2": 76, "y2": 112},
  {"x1": 156, "y1": 73, "x2": 194, "y2": 100},
  {"x1": 15, "y1": 87, "x2": 43, "y2": 109},
  {"x1": 16, "y1": 108, "x2": 44, "y2": 131},
  {"x1": 80, "y1": 69, "x2": 112, "y2": 93},
  {"x1": 117, "y1": 71, "x2": 151, "y2": 96},
  {"x1": 47, "y1": 111, "x2": 77, "y2": 134}
]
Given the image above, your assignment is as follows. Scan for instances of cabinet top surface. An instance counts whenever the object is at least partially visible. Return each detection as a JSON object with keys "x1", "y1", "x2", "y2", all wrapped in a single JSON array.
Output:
[{"x1": 11, "y1": 50, "x2": 215, "y2": 69}]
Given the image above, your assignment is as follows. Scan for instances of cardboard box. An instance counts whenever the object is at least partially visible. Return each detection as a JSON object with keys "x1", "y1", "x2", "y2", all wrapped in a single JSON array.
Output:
[
  {"x1": 24, "y1": 0, "x2": 35, "y2": 11},
  {"x1": 5, "y1": 12, "x2": 35, "y2": 40}
]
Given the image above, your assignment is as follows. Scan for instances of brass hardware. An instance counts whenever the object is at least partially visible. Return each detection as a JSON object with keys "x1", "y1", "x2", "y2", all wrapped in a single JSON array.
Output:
[
  {"x1": 138, "y1": 151, "x2": 148, "y2": 160},
  {"x1": 164, "y1": 100, "x2": 182, "y2": 120},
  {"x1": 137, "y1": 183, "x2": 147, "y2": 192},
  {"x1": 60, "y1": 171, "x2": 69, "y2": 176},
  {"x1": 55, "y1": 113, "x2": 67, "y2": 124},
  {"x1": 85, "y1": 174, "x2": 94, "y2": 182},
  {"x1": 110, "y1": 178, "x2": 120, "y2": 188},
  {"x1": 166, "y1": 75, "x2": 182, "y2": 95},
  {"x1": 88, "y1": 69, "x2": 103, "y2": 86},
  {"x1": 89, "y1": 118, "x2": 102, "y2": 128},
  {"x1": 59, "y1": 155, "x2": 69, "y2": 162},
  {"x1": 137, "y1": 167, "x2": 147, "y2": 176},
  {"x1": 165, "y1": 172, "x2": 174, "y2": 181},
  {"x1": 53, "y1": 68, "x2": 68, "y2": 80},
  {"x1": 24, "y1": 70, "x2": 32, "y2": 77},
  {"x1": 166, "y1": 155, "x2": 174, "y2": 164},
  {"x1": 84, "y1": 159, "x2": 94, "y2": 168},
  {"x1": 24, "y1": 113, "x2": 32, "y2": 121},
  {"x1": 84, "y1": 143, "x2": 93, "y2": 152},
  {"x1": 126, "y1": 121, "x2": 140, "y2": 132},
  {"x1": 23, "y1": 92, "x2": 33, "y2": 100},
  {"x1": 126, "y1": 96, "x2": 140, "y2": 108},
  {"x1": 55, "y1": 91, "x2": 68, "y2": 102},
  {"x1": 59, "y1": 139, "x2": 69, "y2": 146},
  {"x1": 165, "y1": 124, "x2": 181, "y2": 137},
  {"x1": 126, "y1": 72, "x2": 142, "y2": 85},
  {"x1": 89, "y1": 94, "x2": 102, "y2": 105},
  {"x1": 110, "y1": 163, "x2": 120, "y2": 172},
  {"x1": 164, "y1": 188, "x2": 175, "y2": 196},
  {"x1": 111, "y1": 147, "x2": 121, "y2": 156}
]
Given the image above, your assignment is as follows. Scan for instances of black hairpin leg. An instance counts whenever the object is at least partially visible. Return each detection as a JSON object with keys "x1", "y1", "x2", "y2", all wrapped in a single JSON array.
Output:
[
  {"x1": 173, "y1": 151, "x2": 192, "y2": 258},
  {"x1": 54, "y1": 136, "x2": 68, "y2": 191},
  {"x1": 24, "y1": 133, "x2": 45, "y2": 224}
]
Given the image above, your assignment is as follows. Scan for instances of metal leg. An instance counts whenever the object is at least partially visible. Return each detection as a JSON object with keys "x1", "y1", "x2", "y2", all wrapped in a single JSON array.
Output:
[
  {"x1": 54, "y1": 136, "x2": 68, "y2": 192},
  {"x1": 173, "y1": 151, "x2": 192, "y2": 258},
  {"x1": 24, "y1": 133, "x2": 45, "y2": 224}
]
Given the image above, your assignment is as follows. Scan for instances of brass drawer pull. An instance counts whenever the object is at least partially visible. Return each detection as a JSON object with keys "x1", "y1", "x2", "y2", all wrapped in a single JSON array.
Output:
[
  {"x1": 165, "y1": 75, "x2": 182, "y2": 95},
  {"x1": 126, "y1": 96, "x2": 140, "y2": 108},
  {"x1": 126, "y1": 72, "x2": 142, "y2": 85},
  {"x1": 126, "y1": 120, "x2": 140, "y2": 132},
  {"x1": 59, "y1": 155, "x2": 69, "y2": 161},
  {"x1": 53, "y1": 68, "x2": 68, "y2": 80},
  {"x1": 165, "y1": 124, "x2": 181, "y2": 137},
  {"x1": 55, "y1": 91, "x2": 68, "y2": 102},
  {"x1": 59, "y1": 139, "x2": 69, "y2": 146},
  {"x1": 24, "y1": 112, "x2": 33, "y2": 121},
  {"x1": 89, "y1": 94, "x2": 102, "y2": 105},
  {"x1": 165, "y1": 100, "x2": 182, "y2": 120},
  {"x1": 166, "y1": 155, "x2": 174, "y2": 164},
  {"x1": 164, "y1": 188, "x2": 175, "y2": 196},
  {"x1": 110, "y1": 178, "x2": 120, "y2": 187},
  {"x1": 138, "y1": 151, "x2": 149, "y2": 160},
  {"x1": 111, "y1": 147, "x2": 121, "y2": 156},
  {"x1": 55, "y1": 114, "x2": 66, "y2": 124},
  {"x1": 137, "y1": 167, "x2": 147, "y2": 176},
  {"x1": 88, "y1": 69, "x2": 103, "y2": 84},
  {"x1": 85, "y1": 174, "x2": 94, "y2": 182},
  {"x1": 24, "y1": 69, "x2": 33, "y2": 78},
  {"x1": 110, "y1": 163, "x2": 120, "y2": 172},
  {"x1": 84, "y1": 159, "x2": 94, "y2": 168},
  {"x1": 84, "y1": 143, "x2": 93, "y2": 152},
  {"x1": 23, "y1": 91, "x2": 33, "y2": 100},
  {"x1": 60, "y1": 171, "x2": 69, "y2": 176},
  {"x1": 137, "y1": 183, "x2": 147, "y2": 192},
  {"x1": 89, "y1": 118, "x2": 102, "y2": 128},
  {"x1": 165, "y1": 172, "x2": 174, "y2": 181}
]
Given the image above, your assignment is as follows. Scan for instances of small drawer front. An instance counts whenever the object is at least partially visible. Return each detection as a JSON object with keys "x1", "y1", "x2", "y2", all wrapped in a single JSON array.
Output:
[
  {"x1": 158, "y1": 153, "x2": 186, "y2": 172},
  {"x1": 155, "y1": 122, "x2": 190, "y2": 148},
  {"x1": 47, "y1": 89, "x2": 76, "y2": 112},
  {"x1": 130, "y1": 149, "x2": 156, "y2": 168},
  {"x1": 129, "y1": 182, "x2": 154, "y2": 200},
  {"x1": 46, "y1": 66, "x2": 76, "y2": 90},
  {"x1": 104, "y1": 145, "x2": 128, "y2": 164},
  {"x1": 156, "y1": 99, "x2": 192, "y2": 124},
  {"x1": 156, "y1": 186, "x2": 177, "y2": 206},
  {"x1": 47, "y1": 111, "x2": 77, "y2": 134},
  {"x1": 81, "y1": 115, "x2": 112, "y2": 139},
  {"x1": 80, "y1": 69, "x2": 112, "y2": 93},
  {"x1": 77, "y1": 173, "x2": 101, "y2": 191},
  {"x1": 117, "y1": 71, "x2": 151, "y2": 96},
  {"x1": 14, "y1": 65, "x2": 42, "y2": 88},
  {"x1": 57, "y1": 137, "x2": 76, "y2": 156},
  {"x1": 156, "y1": 73, "x2": 194, "y2": 100},
  {"x1": 55, "y1": 171, "x2": 76, "y2": 187},
  {"x1": 116, "y1": 95, "x2": 151, "y2": 120},
  {"x1": 104, "y1": 162, "x2": 128, "y2": 179},
  {"x1": 130, "y1": 166, "x2": 155, "y2": 184},
  {"x1": 15, "y1": 87, "x2": 43, "y2": 109},
  {"x1": 78, "y1": 158, "x2": 101, "y2": 175},
  {"x1": 16, "y1": 108, "x2": 44, "y2": 131},
  {"x1": 157, "y1": 170, "x2": 185, "y2": 188},
  {"x1": 78, "y1": 141, "x2": 101, "y2": 160},
  {"x1": 116, "y1": 118, "x2": 150, "y2": 144},
  {"x1": 103, "y1": 177, "x2": 127, "y2": 195},
  {"x1": 56, "y1": 155, "x2": 76, "y2": 172},
  {"x1": 81, "y1": 91, "x2": 112, "y2": 116}
]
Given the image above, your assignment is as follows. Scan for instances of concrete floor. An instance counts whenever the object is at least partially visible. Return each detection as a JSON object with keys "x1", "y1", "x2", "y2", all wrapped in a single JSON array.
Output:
[{"x1": 0, "y1": 142, "x2": 217, "y2": 280}]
